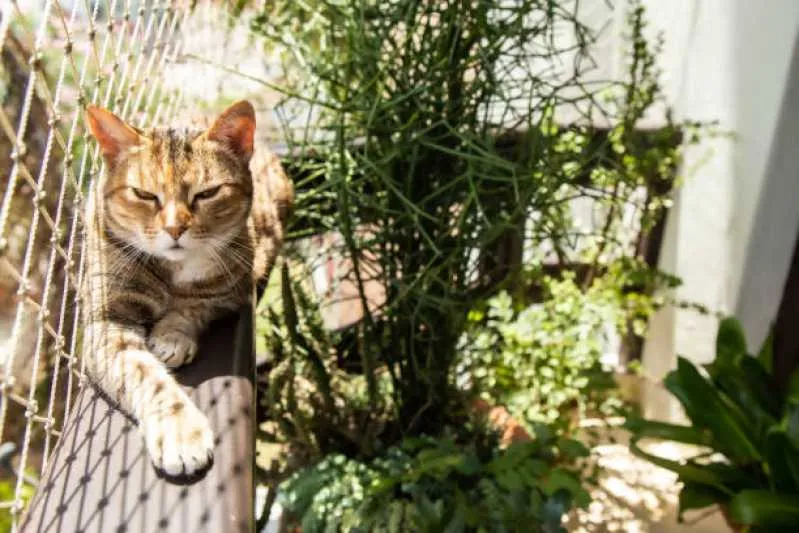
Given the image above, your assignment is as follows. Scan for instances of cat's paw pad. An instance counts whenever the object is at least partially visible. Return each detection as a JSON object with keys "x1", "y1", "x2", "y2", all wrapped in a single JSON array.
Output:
[
  {"x1": 147, "y1": 330, "x2": 197, "y2": 368},
  {"x1": 145, "y1": 401, "x2": 214, "y2": 477}
]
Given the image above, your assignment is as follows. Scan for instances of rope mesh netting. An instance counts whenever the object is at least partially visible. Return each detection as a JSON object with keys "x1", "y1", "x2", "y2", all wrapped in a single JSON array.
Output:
[{"x1": 0, "y1": 1, "x2": 264, "y2": 528}]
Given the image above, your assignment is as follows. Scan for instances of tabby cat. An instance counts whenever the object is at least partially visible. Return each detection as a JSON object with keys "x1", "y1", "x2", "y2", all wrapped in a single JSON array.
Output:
[{"x1": 82, "y1": 101, "x2": 290, "y2": 476}]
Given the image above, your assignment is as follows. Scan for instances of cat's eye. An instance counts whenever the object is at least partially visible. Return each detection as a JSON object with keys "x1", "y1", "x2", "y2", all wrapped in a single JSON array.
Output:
[
  {"x1": 131, "y1": 187, "x2": 159, "y2": 203},
  {"x1": 193, "y1": 185, "x2": 222, "y2": 202}
]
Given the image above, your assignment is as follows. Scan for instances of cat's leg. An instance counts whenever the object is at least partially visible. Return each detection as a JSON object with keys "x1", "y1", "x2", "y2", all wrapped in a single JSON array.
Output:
[
  {"x1": 147, "y1": 307, "x2": 216, "y2": 369},
  {"x1": 84, "y1": 320, "x2": 214, "y2": 476}
]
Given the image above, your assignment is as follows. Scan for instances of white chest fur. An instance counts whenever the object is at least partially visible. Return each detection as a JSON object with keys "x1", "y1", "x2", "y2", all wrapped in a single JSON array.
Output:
[{"x1": 171, "y1": 254, "x2": 220, "y2": 285}]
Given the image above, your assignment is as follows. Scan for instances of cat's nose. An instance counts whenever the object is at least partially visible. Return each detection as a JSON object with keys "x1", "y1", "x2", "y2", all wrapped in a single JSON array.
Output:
[{"x1": 164, "y1": 225, "x2": 187, "y2": 241}]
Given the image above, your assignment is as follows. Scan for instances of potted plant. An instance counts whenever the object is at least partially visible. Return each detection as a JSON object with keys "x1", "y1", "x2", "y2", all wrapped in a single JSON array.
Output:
[{"x1": 625, "y1": 317, "x2": 799, "y2": 531}]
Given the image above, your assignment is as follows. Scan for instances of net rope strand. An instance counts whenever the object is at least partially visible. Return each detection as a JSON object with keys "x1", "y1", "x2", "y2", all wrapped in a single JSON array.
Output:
[
  {"x1": 40, "y1": 0, "x2": 108, "y2": 466},
  {"x1": 0, "y1": 0, "x2": 121, "y2": 462},
  {"x1": 39, "y1": 0, "x2": 163, "y2": 468},
  {"x1": 10, "y1": 0, "x2": 84, "y2": 485},
  {"x1": 0, "y1": 0, "x2": 63, "y2": 463},
  {"x1": 0, "y1": 0, "x2": 198, "y2": 527}
]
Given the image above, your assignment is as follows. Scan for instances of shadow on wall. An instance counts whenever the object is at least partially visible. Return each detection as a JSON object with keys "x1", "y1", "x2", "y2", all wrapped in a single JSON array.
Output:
[{"x1": 735, "y1": 19, "x2": 799, "y2": 377}]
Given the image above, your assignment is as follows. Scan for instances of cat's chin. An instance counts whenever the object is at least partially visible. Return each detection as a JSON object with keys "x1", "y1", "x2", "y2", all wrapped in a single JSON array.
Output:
[{"x1": 158, "y1": 247, "x2": 189, "y2": 263}]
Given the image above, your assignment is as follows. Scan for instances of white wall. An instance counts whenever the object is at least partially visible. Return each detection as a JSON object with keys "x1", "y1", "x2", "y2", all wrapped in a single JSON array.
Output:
[
  {"x1": 730, "y1": 2, "x2": 799, "y2": 349},
  {"x1": 639, "y1": 0, "x2": 799, "y2": 386}
]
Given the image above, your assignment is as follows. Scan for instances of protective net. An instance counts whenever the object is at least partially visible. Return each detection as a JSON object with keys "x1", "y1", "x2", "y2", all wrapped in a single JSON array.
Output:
[{"x1": 0, "y1": 1, "x2": 270, "y2": 528}]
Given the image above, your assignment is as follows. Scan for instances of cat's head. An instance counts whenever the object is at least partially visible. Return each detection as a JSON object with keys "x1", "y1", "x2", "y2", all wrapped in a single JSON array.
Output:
[{"x1": 85, "y1": 101, "x2": 255, "y2": 263}]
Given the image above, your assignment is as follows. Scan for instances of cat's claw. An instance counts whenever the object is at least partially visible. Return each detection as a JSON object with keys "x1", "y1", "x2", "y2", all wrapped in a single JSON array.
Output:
[
  {"x1": 147, "y1": 329, "x2": 198, "y2": 368},
  {"x1": 144, "y1": 401, "x2": 215, "y2": 477}
]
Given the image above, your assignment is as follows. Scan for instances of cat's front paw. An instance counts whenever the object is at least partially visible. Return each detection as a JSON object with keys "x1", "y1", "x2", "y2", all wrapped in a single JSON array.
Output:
[
  {"x1": 144, "y1": 400, "x2": 215, "y2": 477},
  {"x1": 147, "y1": 329, "x2": 198, "y2": 368}
]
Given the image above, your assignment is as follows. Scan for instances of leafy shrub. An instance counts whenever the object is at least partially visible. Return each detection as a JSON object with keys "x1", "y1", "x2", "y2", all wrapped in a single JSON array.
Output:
[
  {"x1": 457, "y1": 277, "x2": 615, "y2": 430},
  {"x1": 456, "y1": 259, "x2": 679, "y2": 432},
  {"x1": 279, "y1": 429, "x2": 590, "y2": 533},
  {"x1": 626, "y1": 318, "x2": 799, "y2": 530}
]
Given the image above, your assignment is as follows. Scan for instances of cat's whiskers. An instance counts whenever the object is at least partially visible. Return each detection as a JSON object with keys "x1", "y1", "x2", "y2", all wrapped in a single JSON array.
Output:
[
  {"x1": 106, "y1": 243, "x2": 145, "y2": 282},
  {"x1": 205, "y1": 245, "x2": 236, "y2": 284},
  {"x1": 209, "y1": 236, "x2": 254, "y2": 272}
]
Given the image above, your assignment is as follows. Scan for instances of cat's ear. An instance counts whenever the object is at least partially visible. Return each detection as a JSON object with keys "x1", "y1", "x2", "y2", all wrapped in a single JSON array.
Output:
[
  {"x1": 85, "y1": 105, "x2": 144, "y2": 166},
  {"x1": 205, "y1": 100, "x2": 256, "y2": 162}
]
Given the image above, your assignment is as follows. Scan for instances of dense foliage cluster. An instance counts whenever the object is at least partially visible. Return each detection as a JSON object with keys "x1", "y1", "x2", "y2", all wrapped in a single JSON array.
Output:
[{"x1": 279, "y1": 429, "x2": 589, "y2": 533}]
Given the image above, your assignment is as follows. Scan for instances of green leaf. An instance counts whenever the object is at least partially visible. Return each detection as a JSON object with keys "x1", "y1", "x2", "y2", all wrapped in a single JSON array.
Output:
[
  {"x1": 787, "y1": 370, "x2": 799, "y2": 404},
  {"x1": 716, "y1": 317, "x2": 748, "y2": 365},
  {"x1": 678, "y1": 483, "x2": 728, "y2": 521},
  {"x1": 541, "y1": 468, "x2": 582, "y2": 496},
  {"x1": 785, "y1": 445, "x2": 799, "y2": 490},
  {"x1": 701, "y1": 463, "x2": 758, "y2": 493},
  {"x1": 737, "y1": 356, "x2": 781, "y2": 417},
  {"x1": 557, "y1": 438, "x2": 590, "y2": 460},
  {"x1": 496, "y1": 468, "x2": 524, "y2": 492},
  {"x1": 442, "y1": 490, "x2": 467, "y2": 533},
  {"x1": 785, "y1": 402, "x2": 799, "y2": 450},
  {"x1": 715, "y1": 371, "x2": 777, "y2": 440},
  {"x1": 757, "y1": 327, "x2": 775, "y2": 374},
  {"x1": 663, "y1": 369, "x2": 703, "y2": 422},
  {"x1": 665, "y1": 357, "x2": 761, "y2": 461},
  {"x1": 764, "y1": 428, "x2": 799, "y2": 492},
  {"x1": 629, "y1": 439, "x2": 743, "y2": 494},
  {"x1": 728, "y1": 490, "x2": 799, "y2": 526},
  {"x1": 405, "y1": 452, "x2": 465, "y2": 482},
  {"x1": 413, "y1": 495, "x2": 446, "y2": 532},
  {"x1": 467, "y1": 309, "x2": 484, "y2": 322},
  {"x1": 623, "y1": 417, "x2": 713, "y2": 447},
  {"x1": 455, "y1": 451, "x2": 482, "y2": 476}
]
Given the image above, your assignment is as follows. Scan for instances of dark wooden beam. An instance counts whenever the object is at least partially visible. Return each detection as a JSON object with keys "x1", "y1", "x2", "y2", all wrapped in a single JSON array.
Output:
[{"x1": 772, "y1": 229, "x2": 799, "y2": 390}]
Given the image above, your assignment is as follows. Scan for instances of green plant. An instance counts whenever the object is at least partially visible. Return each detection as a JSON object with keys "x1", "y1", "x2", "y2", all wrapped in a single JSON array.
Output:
[
  {"x1": 252, "y1": 0, "x2": 702, "y2": 445},
  {"x1": 626, "y1": 317, "x2": 799, "y2": 530},
  {"x1": 245, "y1": 0, "x2": 720, "y2": 529},
  {"x1": 279, "y1": 428, "x2": 590, "y2": 533},
  {"x1": 456, "y1": 258, "x2": 680, "y2": 433},
  {"x1": 458, "y1": 275, "x2": 610, "y2": 431}
]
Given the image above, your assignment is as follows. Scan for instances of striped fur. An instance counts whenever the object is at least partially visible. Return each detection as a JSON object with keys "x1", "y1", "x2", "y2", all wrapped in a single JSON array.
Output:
[{"x1": 82, "y1": 101, "x2": 291, "y2": 476}]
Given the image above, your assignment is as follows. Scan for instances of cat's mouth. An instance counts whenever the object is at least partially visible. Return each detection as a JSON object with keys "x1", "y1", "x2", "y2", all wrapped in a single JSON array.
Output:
[{"x1": 160, "y1": 243, "x2": 189, "y2": 262}]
